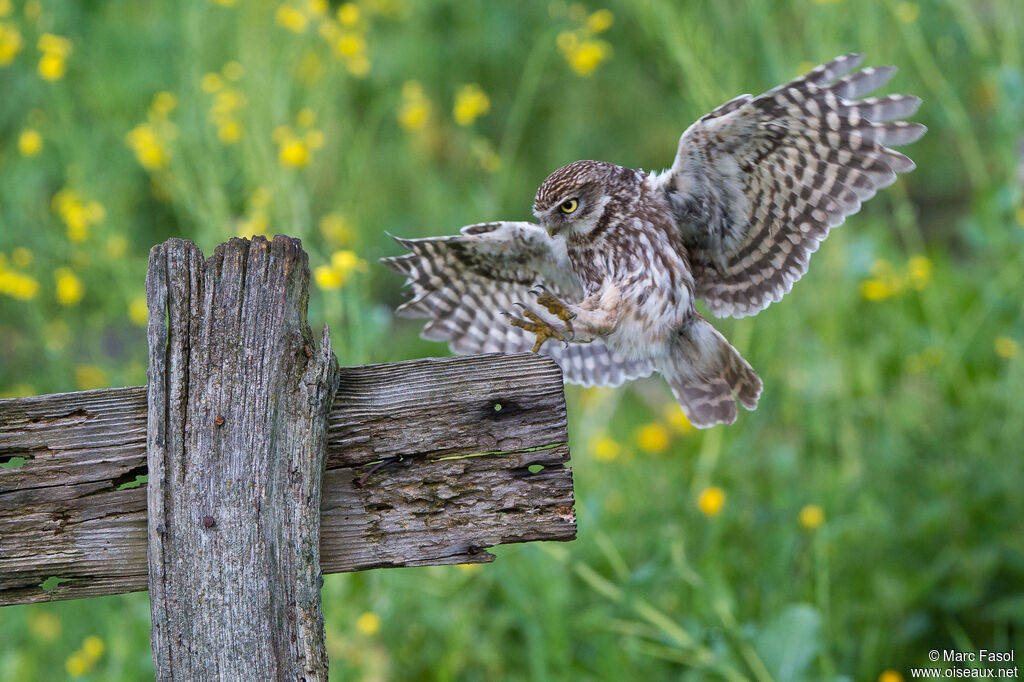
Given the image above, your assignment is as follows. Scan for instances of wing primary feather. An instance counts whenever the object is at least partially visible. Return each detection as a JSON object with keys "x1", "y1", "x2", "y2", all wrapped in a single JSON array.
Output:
[{"x1": 660, "y1": 54, "x2": 925, "y2": 318}]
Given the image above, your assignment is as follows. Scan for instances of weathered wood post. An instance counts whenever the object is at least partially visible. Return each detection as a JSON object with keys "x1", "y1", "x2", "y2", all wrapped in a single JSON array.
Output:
[
  {"x1": 0, "y1": 234, "x2": 576, "y2": 679},
  {"x1": 145, "y1": 237, "x2": 336, "y2": 679}
]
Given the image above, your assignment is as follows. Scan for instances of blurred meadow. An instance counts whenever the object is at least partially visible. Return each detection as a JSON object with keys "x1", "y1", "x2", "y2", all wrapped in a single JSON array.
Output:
[{"x1": 1, "y1": 0, "x2": 1023, "y2": 679}]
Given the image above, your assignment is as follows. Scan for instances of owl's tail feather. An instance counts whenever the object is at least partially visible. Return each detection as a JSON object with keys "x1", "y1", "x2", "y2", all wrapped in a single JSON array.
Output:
[{"x1": 661, "y1": 316, "x2": 762, "y2": 429}]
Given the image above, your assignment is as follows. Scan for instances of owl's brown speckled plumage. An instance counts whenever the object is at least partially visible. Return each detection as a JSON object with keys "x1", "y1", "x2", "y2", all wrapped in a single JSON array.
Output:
[{"x1": 383, "y1": 54, "x2": 925, "y2": 427}]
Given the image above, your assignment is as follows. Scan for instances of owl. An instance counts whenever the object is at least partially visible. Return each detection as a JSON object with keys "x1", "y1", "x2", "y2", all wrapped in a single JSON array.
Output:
[{"x1": 383, "y1": 54, "x2": 925, "y2": 428}]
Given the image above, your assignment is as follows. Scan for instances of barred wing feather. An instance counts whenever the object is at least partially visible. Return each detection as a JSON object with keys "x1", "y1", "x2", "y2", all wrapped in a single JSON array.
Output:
[
  {"x1": 659, "y1": 53, "x2": 926, "y2": 317},
  {"x1": 381, "y1": 221, "x2": 654, "y2": 387}
]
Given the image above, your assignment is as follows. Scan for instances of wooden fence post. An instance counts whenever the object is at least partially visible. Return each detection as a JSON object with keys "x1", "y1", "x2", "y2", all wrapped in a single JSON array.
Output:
[
  {"x1": 146, "y1": 236, "x2": 337, "y2": 680},
  {"x1": 0, "y1": 234, "x2": 576, "y2": 679}
]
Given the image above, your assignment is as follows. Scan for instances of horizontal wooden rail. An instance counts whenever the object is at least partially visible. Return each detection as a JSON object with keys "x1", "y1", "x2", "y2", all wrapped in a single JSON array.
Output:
[{"x1": 0, "y1": 353, "x2": 575, "y2": 606}]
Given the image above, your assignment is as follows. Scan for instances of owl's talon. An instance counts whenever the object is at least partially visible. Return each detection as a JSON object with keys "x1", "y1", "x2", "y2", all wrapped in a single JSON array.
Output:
[
  {"x1": 529, "y1": 288, "x2": 576, "y2": 339},
  {"x1": 506, "y1": 304, "x2": 568, "y2": 353}
]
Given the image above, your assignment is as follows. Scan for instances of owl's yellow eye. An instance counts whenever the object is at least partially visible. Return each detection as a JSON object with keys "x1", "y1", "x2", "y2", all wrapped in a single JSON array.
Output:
[{"x1": 559, "y1": 198, "x2": 579, "y2": 214}]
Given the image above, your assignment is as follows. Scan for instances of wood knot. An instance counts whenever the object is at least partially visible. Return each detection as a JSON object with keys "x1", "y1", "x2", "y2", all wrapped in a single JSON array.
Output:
[
  {"x1": 214, "y1": 415, "x2": 225, "y2": 427},
  {"x1": 202, "y1": 515, "x2": 216, "y2": 528},
  {"x1": 304, "y1": 345, "x2": 313, "y2": 358}
]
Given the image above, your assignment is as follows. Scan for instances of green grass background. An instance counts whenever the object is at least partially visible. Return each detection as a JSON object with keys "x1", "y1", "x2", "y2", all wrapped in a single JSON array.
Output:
[{"x1": 1, "y1": 0, "x2": 1023, "y2": 679}]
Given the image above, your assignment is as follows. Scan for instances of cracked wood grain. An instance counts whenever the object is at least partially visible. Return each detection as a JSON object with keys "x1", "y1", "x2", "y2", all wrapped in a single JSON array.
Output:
[
  {"x1": 0, "y1": 342, "x2": 574, "y2": 609},
  {"x1": 145, "y1": 236, "x2": 337, "y2": 680}
]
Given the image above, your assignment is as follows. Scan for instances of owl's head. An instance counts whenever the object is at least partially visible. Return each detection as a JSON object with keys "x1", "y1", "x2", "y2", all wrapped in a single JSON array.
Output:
[{"x1": 533, "y1": 160, "x2": 641, "y2": 239}]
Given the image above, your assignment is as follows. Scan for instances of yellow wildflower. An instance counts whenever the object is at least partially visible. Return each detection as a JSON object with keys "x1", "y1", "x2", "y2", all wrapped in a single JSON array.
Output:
[
  {"x1": 306, "y1": 0, "x2": 328, "y2": 17},
  {"x1": 75, "y1": 365, "x2": 108, "y2": 391},
  {"x1": 697, "y1": 486, "x2": 725, "y2": 516},
  {"x1": 275, "y1": 5, "x2": 308, "y2": 33},
  {"x1": 129, "y1": 297, "x2": 149, "y2": 326},
  {"x1": 12, "y1": 247, "x2": 32, "y2": 267},
  {"x1": 878, "y1": 671, "x2": 905, "y2": 682},
  {"x1": 320, "y1": 213, "x2": 353, "y2": 245},
  {"x1": 279, "y1": 138, "x2": 310, "y2": 167},
  {"x1": 799, "y1": 504, "x2": 825, "y2": 530},
  {"x1": 38, "y1": 52, "x2": 65, "y2": 80},
  {"x1": 81, "y1": 635, "x2": 104, "y2": 660},
  {"x1": 356, "y1": 611, "x2": 380, "y2": 636},
  {"x1": 53, "y1": 189, "x2": 105, "y2": 242},
  {"x1": 453, "y1": 84, "x2": 490, "y2": 127},
  {"x1": 126, "y1": 123, "x2": 171, "y2": 170},
  {"x1": 995, "y1": 336, "x2": 1019, "y2": 359},
  {"x1": 0, "y1": 1, "x2": 10, "y2": 17},
  {"x1": 150, "y1": 91, "x2": 177, "y2": 117},
  {"x1": 0, "y1": 257, "x2": 39, "y2": 300},
  {"x1": 635, "y1": 422, "x2": 669, "y2": 454},
  {"x1": 210, "y1": 0, "x2": 238, "y2": 6},
  {"x1": 314, "y1": 268, "x2": 342, "y2": 289},
  {"x1": 1015, "y1": 206, "x2": 1024, "y2": 228},
  {"x1": 895, "y1": 2, "x2": 919, "y2": 23},
  {"x1": 37, "y1": 33, "x2": 72, "y2": 81},
  {"x1": 211, "y1": 90, "x2": 245, "y2": 119},
  {"x1": 205, "y1": 77, "x2": 245, "y2": 144},
  {"x1": 0, "y1": 21, "x2": 22, "y2": 65},
  {"x1": 39, "y1": 34, "x2": 72, "y2": 56},
  {"x1": 589, "y1": 434, "x2": 621, "y2": 461},
  {"x1": 663, "y1": 404, "x2": 693, "y2": 434},
  {"x1": 65, "y1": 653, "x2": 90, "y2": 678},
  {"x1": 399, "y1": 81, "x2": 430, "y2": 131},
  {"x1": 332, "y1": 250, "x2": 366, "y2": 273},
  {"x1": 860, "y1": 278, "x2": 894, "y2": 301},
  {"x1": 201, "y1": 72, "x2": 224, "y2": 93},
  {"x1": 906, "y1": 255, "x2": 932, "y2": 289},
  {"x1": 28, "y1": 611, "x2": 61, "y2": 640},
  {"x1": 335, "y1": 32, "x2": 365, "y2": 57},
  {"x1": 338, "y1": 3, "x2": 359, "y2": 26},
  {"x1": 455, "y1": 563, "x2": 481, "y2": 574},
  {"x1": 55, "y1": 267, "x2": 84, "y2": 305},
  {"x1": 218, "y1": 120, "x2": 242, "y2": 144},
  {"x1": 18, "y1": 128, "x2": 43, "y2": 156},
  {"x1": 314, "y1": 250, "x2": 367, "y2": 290},
  {"x1": 586, "y1": 9, "x2": 613, "y2": 33},
  {"x1": 562, "y1": 39, "x2": 611, "y2": 77}
]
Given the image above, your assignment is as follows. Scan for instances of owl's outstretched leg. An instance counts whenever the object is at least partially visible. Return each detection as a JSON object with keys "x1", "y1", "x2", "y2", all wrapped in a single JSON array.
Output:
[{"x1": 504, "y1": 305, "x2": 568, "y2": 353}]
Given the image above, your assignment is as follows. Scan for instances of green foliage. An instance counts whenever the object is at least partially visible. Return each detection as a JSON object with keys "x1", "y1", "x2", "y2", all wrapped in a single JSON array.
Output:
[{"x1": 1, "y1": 0, "x2": 1022, "y2": 679}]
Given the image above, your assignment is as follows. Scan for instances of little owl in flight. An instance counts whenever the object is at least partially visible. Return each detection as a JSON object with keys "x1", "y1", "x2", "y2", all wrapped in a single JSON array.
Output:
[{"x1": 383, "y1": 54, "x2": 925, "y2": 428}]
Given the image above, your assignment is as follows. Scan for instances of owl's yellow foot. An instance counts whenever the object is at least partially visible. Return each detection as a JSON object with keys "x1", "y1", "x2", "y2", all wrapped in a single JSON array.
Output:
[
  {"x1": 505, "y1": 304, "x2": 567, "y2": 353},
  {"x1": 530, "y1": 285, "x2": 576, "y2": 339}
]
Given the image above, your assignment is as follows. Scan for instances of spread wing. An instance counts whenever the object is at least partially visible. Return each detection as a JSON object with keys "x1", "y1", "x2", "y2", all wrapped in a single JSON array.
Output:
[
  {"x1": 381, "y1": 221, "x2": 654, "y2": 387},
  {"x1": 658, "y1": 53, "x2": 926, "y2": 317}
]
